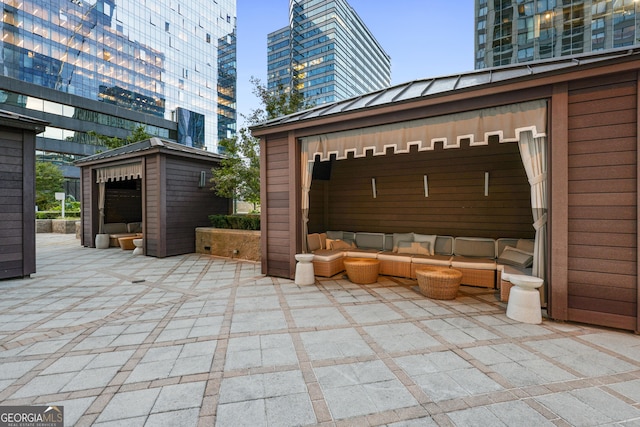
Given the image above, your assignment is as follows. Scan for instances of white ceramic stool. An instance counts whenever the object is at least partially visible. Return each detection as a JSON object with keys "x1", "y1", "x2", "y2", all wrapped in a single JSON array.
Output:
[
  {"x1": 294, "y1": 253, "x2": 315, "y2": 285},
  {"x1": 506, "y1": 274, "x2": 544, "y2": 324},
  {"x1": 132, "y1": 238, "x2": 144, "y2": 255}
]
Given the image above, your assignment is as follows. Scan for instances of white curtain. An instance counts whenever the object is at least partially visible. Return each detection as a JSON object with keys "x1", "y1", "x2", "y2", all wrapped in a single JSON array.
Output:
[
  {"x1": 301, "y1": 140, "x2": 314, "y2": 252},
  {"x1": 518, "y1": 131, "x2": 547, "y2": 281},
  {"x1": 98, "y1": 181, "x2": 106, "y2": 234}
]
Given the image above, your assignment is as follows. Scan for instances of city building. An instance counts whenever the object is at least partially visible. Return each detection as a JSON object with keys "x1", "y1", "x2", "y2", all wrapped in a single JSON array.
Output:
[
  {"x1": 475, "y1": 0, "x2": 639, "y2": 69},
  {"x1": 0, "y1": 0, "x2": 236, "y2": 195},
  {"x1": 267, "y1": 0, "x2": 391, "y2": 107}
]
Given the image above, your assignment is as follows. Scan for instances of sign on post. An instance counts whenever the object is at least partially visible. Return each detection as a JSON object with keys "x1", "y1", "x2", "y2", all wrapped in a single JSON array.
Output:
[{"x1": 55, "y1": 192, "x2": 65, "y2": 218}]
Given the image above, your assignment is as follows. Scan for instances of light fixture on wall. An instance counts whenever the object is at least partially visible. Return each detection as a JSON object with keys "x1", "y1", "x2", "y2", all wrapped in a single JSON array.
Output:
[
  {"x1": 199, "y1": 170, "x2": 207, "y2": 188},
  {"x1": 423, "y1": 175, "x2": 429, "y2": 197},
  {"x1": 371, "y1": 177, "x2": 377, "y2": 198},
  {"x1": 484, "y1": 172, "x2": 489, "y2": 197}
]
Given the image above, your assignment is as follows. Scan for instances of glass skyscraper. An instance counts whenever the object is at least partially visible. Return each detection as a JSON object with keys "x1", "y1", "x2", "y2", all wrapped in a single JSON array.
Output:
[
  {"x1": 0, "y1": 0, "x2": 236, "y2": 194},
  {"x1": 476, "y1": 0, "x2": 639, "y2": 69},
  {"x1": 267, "y1": 0, "x2": 390, "y2": 106}
]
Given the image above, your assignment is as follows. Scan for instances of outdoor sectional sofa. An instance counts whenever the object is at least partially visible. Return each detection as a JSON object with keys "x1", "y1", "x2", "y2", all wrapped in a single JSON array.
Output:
[
  {"x1": 307, "y1": 231, "x2": 535, "y2": 291},
  {"x1": 102, "y1": 222, "x2": 143, "y2": 247}
]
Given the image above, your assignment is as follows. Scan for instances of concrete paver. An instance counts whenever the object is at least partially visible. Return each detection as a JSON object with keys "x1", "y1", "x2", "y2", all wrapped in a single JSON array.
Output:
[{"x1": 0, "y1": 233, "x2": 639, "y2": 426}]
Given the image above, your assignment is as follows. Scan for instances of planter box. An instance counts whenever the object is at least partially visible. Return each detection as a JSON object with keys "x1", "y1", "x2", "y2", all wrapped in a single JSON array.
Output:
[
  {"x1": 52, "y1": 219, "x2": 80, "y2": 234},
  {"x1": 196, "y1": 228, "x2": 261, "y2": 262},
  {"x1": 36, "y1": 219, "x2": 52, "y2": 233}
]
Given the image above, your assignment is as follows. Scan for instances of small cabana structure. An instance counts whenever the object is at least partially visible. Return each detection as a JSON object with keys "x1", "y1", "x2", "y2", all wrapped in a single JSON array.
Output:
[
  {"x1": 75, "y1": 138, "x2": 230, "y2": 257},
  {"x1": 0, "y1": 110, "x2": 47, "y2": 279},
  {"x1": 251, "y1": 47, "x2": 640, "y2": 333}
]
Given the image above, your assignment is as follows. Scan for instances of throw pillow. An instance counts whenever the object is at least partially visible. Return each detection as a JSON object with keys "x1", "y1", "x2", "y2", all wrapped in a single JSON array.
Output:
[
  {"x1": 392, "y1": 233, "x2": 414, "y2": 252},
  {"x1": 331, "y1": 239, "x2": 353, "y2": 250},
  {"x1": 413, "y1": 234, "x2": 437, "y2": 256},
  {"x1": 498, "y1": 246, "x2": 533, "y2": 268}
]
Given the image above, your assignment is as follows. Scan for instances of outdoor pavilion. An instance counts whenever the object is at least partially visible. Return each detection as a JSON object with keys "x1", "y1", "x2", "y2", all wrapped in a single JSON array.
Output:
[
  {"x1": 251, "y1": 47, "x2": 640, "y2": 333},
  {"x1": 75, "y1": 138, "x2": 230, "y2": 257}
]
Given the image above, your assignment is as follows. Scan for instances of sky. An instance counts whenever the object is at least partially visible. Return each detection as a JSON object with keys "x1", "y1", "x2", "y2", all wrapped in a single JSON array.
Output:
[{"x1": 235, "y1": 1, "x2": 475, "y2": 125}]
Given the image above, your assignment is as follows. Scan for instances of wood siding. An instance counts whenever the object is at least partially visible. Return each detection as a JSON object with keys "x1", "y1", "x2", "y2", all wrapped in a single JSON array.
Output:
[
  {"x1": 80, "y1": 166, "x2": 92, "y2": 247},
  {"x1": 308, "y1": 138, "x2": 534, "y2": 239},
  {"x1": 566, "y1": 72, "x2": 638, "y2": 330},
  {"x1": 264, "y1": 135, "x2": 291, "y2": 277},
  {"x1": 144, "y1": 154, "x2": 161, "y2": 257},
  {"x1": 0, "y1": 128, "x2": 35, "y2": 279},
  {"x1": 163, "y1": 157, "x2": 229, "y2": 257}
]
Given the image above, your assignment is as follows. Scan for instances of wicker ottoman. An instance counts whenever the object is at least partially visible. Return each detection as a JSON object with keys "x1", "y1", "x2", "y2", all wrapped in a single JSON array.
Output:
[
  {"x1": 343, "y1": 258, "x2": 380, "y2": 284},
  {"x1": 416, "y1": 266, "x2": 463, "y2": 300}
]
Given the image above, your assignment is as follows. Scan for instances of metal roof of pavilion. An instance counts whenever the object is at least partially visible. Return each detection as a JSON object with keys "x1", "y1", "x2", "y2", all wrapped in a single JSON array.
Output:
[
  {"x1": 254, "y1": 46, "x2": 640, "y2": 129},
  {"x1": 74, "y1": 137, "x2": 224, "y2": 165}
]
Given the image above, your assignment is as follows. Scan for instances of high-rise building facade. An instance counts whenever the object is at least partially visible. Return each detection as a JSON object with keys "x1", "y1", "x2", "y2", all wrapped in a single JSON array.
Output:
[
  {"x1": 0, "y1": 0, "x2": 236, "y2": 193},
  {"x1": 475, "y1": 0, "x2": 639, "y2": 69},
  {"x1": 268, "y1": 0, "x2": 390, "y2": 107}
]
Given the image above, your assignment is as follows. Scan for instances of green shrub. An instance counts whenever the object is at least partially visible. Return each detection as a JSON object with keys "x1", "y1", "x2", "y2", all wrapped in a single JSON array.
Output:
[
  {"x1": 36, "y1": 211, "x2": 81, "y2": 219},
  {"x1": 208, "y1": 214, "x2": 260, "y2": 230}
]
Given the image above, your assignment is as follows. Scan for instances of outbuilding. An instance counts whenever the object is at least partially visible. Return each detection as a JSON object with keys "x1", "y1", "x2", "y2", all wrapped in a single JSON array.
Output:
[
  {"x1": 0, "y1": 110, "x2": 47, "y2": 279},
  {"x1": 251, "y1": 47, "x2": 640, "y2": 333},
  {"x1": 75, "y1": 138, "x2": 230, "y2": 257}
]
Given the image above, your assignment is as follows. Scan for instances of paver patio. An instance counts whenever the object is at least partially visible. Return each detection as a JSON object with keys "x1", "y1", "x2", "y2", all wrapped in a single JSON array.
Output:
[{"x1": 0, "y1": 233, "x2": 639, "y2": 426}]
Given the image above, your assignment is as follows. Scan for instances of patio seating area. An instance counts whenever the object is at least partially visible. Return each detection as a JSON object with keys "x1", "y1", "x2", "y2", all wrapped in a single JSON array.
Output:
[{"x1": 0, "y1": 233, "x2": 639, "y2": 426}]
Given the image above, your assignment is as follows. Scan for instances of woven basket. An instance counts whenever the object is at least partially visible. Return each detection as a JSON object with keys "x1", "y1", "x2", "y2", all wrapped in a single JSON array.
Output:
[
  {"x1": 344, "y1": 258, "x2": 380, "y2": 284},
  {"x1": 416, "y1": 266, "x2": 463, "y2": 300}
]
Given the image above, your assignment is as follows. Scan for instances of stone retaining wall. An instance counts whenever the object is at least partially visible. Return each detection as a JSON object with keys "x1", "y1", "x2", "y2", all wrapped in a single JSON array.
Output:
[{"x1": 195, "y1": 228, "x2": 261, "y2": 262}]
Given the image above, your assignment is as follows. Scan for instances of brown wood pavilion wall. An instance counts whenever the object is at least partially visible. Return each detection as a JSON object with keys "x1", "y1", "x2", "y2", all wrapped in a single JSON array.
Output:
[
  {"x1": 261, "y1": 134, "x2": 294, "y2": 278},
  {"x1": 564, "y1": 72, "x2": 638, "y2": 330},
  {"x1": 0, "y1": 127, "x2": 36, "y2": 279},
  {"x1": 308, "y1": 138, "x2": 534, "y2": 239}
]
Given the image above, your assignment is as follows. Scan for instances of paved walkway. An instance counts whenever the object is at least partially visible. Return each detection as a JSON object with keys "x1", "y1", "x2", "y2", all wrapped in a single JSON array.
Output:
[{"x1": 0, "y1": 234, "x2": 639, "y2": 426}]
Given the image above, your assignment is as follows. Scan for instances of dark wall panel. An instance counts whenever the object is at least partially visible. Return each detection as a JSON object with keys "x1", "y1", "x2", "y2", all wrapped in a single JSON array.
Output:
[
  {"x1": 265, "y1": 136, "x2": 290, "y2": 278},
  {"x1": 566, "y1": 72, "x2": 638, "y2": 330},
  {"x1": 164, "y1": 157, "x2": 229, "y2": 257},
  {"x1": 309, "y1": 138, "x2": 534, "y2": 240}
]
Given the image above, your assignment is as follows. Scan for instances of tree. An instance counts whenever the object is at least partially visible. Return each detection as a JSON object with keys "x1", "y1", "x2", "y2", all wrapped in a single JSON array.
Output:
[
  {"x1": 210, "y1": 76, "x2": 314, "y2": 212},
  {"x1": 248, "y1": 75, "x2": 313, "y2": 122},
  {"x1": 212, "y1": 128, "x2": 260, "y2": 212},
  {"x1": 35, "y1": 162, "x2": 64, "y2": 210},
  {"x1": 89, "y1": 125, "x2": 152, "y2": 150}
]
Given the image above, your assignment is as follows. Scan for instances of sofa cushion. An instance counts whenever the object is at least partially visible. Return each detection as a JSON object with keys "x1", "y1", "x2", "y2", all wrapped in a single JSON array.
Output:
[
  {"x1": 392, "y1": 233, "x2": 414, "y2": 252},
  {"x1": 411, "y1": 254, "x2": 452, "y2": 266},
  {"x1": 499, "y1": 264, "x2": 533, "y2": 282},
  {"x1": 413, "y1": 234, "x2": 436, "y2": 256},
  {"x1": 326, "y1": 230, "x2": 343, "y2": 240},
  {"x1": 516, "y1": 239, "x2": 535, "y2": 253},
  {"x1": 127, "y1": 222, "x2": 142, "y2": 233},
  {"x1": 451, "y1": 256, "x2": 497, "y2": 270},
  {"x1": 355, "y1": 232, "x2": 385, "y2": 250},
  {"x1": 397, "y1": 241, "x2": 431, "y2": 256},
  {"x1": 498, "y1": 246, "x2": 533, "y2": 269},
  {"x1": 454, "y1": 237, "x2": 496, "y2": 258},
  {"x1": 312, "y1": 250, "x2": 344, "y2": 262},
  {"x1": 307, "y1": 234, "x2": 322, "y2": 252},
  {"x1": 434, "y1": 236, "x2": 454, "y2": 256},
  {"x1": 377, "y1": 252, "x2": 413, "y2": 263},
  {"x1": 102, "y1": 222, "x2": 127, "y2": 234},
  {"x1": 345, "y1": 249, "x2": 380, "y2": 258},
  {"x1": 496, "y1": 238, "x2": 519, "y2": 257}
]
